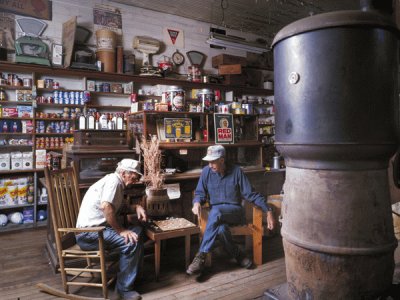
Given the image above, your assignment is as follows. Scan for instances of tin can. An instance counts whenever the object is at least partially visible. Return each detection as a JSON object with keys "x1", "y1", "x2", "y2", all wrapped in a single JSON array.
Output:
[
  {"x1": 45, "y1": 78, "x2": 53, "y2": 89},
  {"x1": 95, "y1": 83, "x2": 103, "y2": 92},
  {"x1": 103, "y1": 83, "x2": 110, "y2": 92},
  {"x1": 23, "y1": 78, "x2": 32, "y2": 88},
  {"x1": 167, "y1": 86, "x2": 185, "y2": 112},
  {"x1": 52, "y1": 81, "x2": 59, "y2": 89},
  {"x1": 197, "y1": 89, "x2": 215, "y2": 113},
  {"x1": 242, "y1": 103, "x2": 253, "y2": 115},
  {"x1": 130, "y1": 93, "x2": 137, "y2": 103}
]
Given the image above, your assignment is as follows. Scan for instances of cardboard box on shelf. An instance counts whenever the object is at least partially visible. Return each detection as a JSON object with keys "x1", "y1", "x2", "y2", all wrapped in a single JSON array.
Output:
[
  {"x1": 11, "y1": 152, "x2": 23, "y2": 170},
  {"x1": 212, "y1": 54, "x2": 247, "y2": 68},
  {"x1": 35, "y1": 149, "x2": 47, "y2": 169},
  {"x1": 22, "y1": 152, "x2": 33, "y2": 170},
  {"x1": 0, "y1": 153, "x2": 10, "y2": 170},
  {"x1": 17, "y1": 105, "x2": 33, "y2": 118}
]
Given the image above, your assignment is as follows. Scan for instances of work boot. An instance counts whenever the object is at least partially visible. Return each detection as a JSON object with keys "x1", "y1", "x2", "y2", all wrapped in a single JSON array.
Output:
[
  {"x1": 117, "y1": 290, "x2": 142, "y2": 300},
  {"x1": 235, "y1": 251, "x2": 253, "y2": 269},
  {"x1": 186, "y1": 252, "x2": 207, "y2": 275}
]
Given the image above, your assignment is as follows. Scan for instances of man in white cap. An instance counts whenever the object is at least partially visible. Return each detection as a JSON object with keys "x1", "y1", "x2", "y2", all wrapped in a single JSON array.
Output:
[
  {"x1": 187, "y1": 145, "x2": 276, "y2": 275},
  {"x1": 76, "y1": 159, "x2": 146, "y2": 300}
]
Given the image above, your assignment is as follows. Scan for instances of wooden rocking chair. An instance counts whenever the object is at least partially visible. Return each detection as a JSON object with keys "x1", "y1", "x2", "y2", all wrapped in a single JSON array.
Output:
[{"x1": 38, "y1": 166, "x2": 115, "y2": 300}]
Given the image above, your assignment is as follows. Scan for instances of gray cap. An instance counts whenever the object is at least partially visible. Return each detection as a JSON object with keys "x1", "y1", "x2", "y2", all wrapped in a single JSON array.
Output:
[{"x1": 202, "y1": 145, "x2": 225, "y2": 161}]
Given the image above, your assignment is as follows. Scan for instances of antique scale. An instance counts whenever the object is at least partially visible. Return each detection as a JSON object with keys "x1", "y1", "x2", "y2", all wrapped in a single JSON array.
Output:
[{"x1": 15, "y1": 17, "x2": 51, "y2": 66}]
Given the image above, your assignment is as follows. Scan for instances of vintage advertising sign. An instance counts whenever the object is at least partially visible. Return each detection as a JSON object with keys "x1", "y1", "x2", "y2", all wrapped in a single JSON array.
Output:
[
  {"x1": 214, "y1": 113, "x2": 234, "y2": 144},
  {"x1": 163, "y1": 27, "x2": 184, "y2": 48},
  {"x1": 164, "y1": 118, "x2": 192, "y2": 139},
  {"x1": 0, "y1": 13, "x2": 15, "y2": 50},
  {"x1": 0, "y1": 0, "x2": 52, "y2": 20}
]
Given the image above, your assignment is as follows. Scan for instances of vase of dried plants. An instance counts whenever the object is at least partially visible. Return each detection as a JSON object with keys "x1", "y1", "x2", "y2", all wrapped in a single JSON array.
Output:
[{"x1": 140, "y1": 135, "x2": 169, "y2": 217}]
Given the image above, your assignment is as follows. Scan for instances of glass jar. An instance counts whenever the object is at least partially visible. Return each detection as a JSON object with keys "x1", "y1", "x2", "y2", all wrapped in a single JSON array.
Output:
[
  {"x1": 167, "y1": 86, "x2": 185, "y2": 111},
  {"x1": 197, "y1": 89, "x2": 215, "y2": 112},
  {"x1": 188, "y1": 65, "x2": 201, "y2": 82}
]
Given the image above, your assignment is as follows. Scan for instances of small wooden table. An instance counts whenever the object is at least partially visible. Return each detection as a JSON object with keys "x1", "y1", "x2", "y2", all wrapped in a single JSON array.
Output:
[{"x1": 145, "y1": 225, "x2": 200, "y2": 280}]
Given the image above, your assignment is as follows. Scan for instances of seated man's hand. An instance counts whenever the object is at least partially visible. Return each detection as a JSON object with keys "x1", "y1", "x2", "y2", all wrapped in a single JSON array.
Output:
[
  {"x1": 119, "y1": 229, "x2": 139, "y2": 244},
  {"x1": 136, "y1": 204, "x2": 147, "y2": 222},
  {"x1": 192, "y1": 202, "x2": 201, "y2": 216},
  {"x1": 267, "y1": 211, "x2": 276, "y2": 231}
]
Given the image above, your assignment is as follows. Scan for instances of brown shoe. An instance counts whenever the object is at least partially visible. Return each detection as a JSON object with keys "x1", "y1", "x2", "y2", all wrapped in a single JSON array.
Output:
[{"x1": 186, "y1": 252, "x2": 206, "y2": 275}]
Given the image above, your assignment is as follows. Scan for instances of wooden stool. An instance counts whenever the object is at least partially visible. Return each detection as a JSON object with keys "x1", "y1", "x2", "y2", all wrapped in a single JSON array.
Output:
[{"x1": 145, "y1": 226, "x2": 200, "y2": 280}]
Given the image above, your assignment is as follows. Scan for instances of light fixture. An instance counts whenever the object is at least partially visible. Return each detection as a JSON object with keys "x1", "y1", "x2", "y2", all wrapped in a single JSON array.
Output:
[{"x1": 206, "y1": 32, "x2": 268, "y2": 54}]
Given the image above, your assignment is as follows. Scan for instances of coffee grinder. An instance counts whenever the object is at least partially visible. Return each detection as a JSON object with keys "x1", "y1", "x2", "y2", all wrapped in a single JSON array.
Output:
[{"x1": 15, "y1": 17, "x2": 51, "y2": 66}]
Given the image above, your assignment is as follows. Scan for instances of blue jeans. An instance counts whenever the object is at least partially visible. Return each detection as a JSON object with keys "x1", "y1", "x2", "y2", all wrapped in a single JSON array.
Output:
[
  {"x1": 199, "y1": 204, "x2": 245, "y2": 257},
  {"x1": 76, "y1": 225, "x2": 143, "y2": 293}
]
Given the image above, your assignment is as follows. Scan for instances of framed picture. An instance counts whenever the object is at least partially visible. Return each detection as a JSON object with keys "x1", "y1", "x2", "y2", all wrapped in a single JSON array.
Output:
[
  {"x1": 164, "y1": 118, "x2": 192, "y2": 140},
  {"x1": 214, "y1": 113, "x2": 234, "y2": 144}
]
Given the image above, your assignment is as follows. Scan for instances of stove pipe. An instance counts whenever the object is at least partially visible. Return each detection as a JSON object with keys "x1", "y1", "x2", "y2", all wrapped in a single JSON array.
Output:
[{"x1": 272, "y1": 2, "x2": 399, "y2": 299}]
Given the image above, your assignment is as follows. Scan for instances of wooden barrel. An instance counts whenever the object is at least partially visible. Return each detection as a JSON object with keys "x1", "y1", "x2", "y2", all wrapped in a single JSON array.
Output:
[{"x1": 96, "y1": 29, "x2": 116, "y2": 73}]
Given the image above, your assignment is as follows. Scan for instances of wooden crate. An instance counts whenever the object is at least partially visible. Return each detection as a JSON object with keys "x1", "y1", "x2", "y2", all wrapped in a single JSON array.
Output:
[
  {"x1": 218, "y1": 64, "x2": 242, "y2": 75},
  {"x1": 222, "y1": 74, "x2": 247, "y2": 86},
  {"x1": 212, "y1": 54, "x2": 247, "y2": 68}
]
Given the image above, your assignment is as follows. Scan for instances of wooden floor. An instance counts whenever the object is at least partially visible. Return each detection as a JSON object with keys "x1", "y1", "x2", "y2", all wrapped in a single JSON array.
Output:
[{"x1": 0, "y1": 228, "x2": 286, "y2": 300}]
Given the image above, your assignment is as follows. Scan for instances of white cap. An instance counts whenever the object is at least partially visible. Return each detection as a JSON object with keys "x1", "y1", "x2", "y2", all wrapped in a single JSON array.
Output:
[
  {"x1": 202, "y1": 145, "x2": 226, "y2": 161},
  {"x1": 117, "y1": 159, "x2": 142, "y2": 175}
]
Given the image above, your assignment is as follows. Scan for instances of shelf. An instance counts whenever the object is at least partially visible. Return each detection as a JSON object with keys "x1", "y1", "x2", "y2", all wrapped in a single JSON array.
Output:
[
  {"x1": 164, "y1": 166, "x2": 266, "y2": 181},
  {"x1": 36, "y1": 103, "x2": 84, "y2": 108},
  {"x1": 129, "y1": 111, "x2": 212, "y2": 116},
  {"x1": 0, "y1": 62, "x2": 273, "y2": 96},
  {"x1": 37, "y1": 87, "x2": 78, "y2": 92},
  {"x1": 0, "y1": 203, "x2": 34, "y2": 209},
  {"x1": 0, "y1": 117, "x2": 33, "y2": 120},
  {"x1": 87, "y1": 104, "x2": 129, "y2": 110},
  {"x1": 0, "y1": 85, "x2": 31, "y2": 90},
  {"x1": 0, "y1": 101, "x2": 33, "y2": 105},
  {"x1": 91, "y1": 91, "x2": 130, "y2": 97},
  {"x1": 0, "y1": 223, "x2": 34, "y2": 232},
  {"x1": 38, "y1": 147, "x2": 63, "y2": 151},
  {"x1": 159, "y1": 140, "x2": 261, "y2": 149},
  {"x1": 36, "y1": 118, "x2": 75, "y2": 121},
  {"x1": 0, "y1": 132, "x2": 33, "y2": 135},
  {"x1": 0, "y1": 168, "x2": 43, "y2": 174},
  {"x1": 0, "y1": 145, "x2": 33, "y2": 149},
  {"x1": 35, "y1": 133, "x2": 73, "y2": 136}
]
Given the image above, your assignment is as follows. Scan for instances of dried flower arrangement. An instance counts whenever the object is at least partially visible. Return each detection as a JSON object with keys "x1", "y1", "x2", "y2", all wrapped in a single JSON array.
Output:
[{"x1": 139, "y1": 135, "x2": 165, "y2": 190}]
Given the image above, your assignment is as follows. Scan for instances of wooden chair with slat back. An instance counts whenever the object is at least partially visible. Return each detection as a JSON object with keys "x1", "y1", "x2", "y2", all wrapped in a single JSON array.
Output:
[
  {"x1": 40, "y1": 165, "x2": 116, "y2": 300},
  {"x1": 197, "y1": 199, "x2": 263, "y2": 267}
]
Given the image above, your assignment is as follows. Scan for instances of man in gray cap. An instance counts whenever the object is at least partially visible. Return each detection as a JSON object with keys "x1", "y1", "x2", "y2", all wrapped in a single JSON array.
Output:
[
  {"x1": 76, "y1": 159, "x2": 146, "y2": 300},
  {"x1": 187, "y1": 145, "x2": 276, "y2": 275}
]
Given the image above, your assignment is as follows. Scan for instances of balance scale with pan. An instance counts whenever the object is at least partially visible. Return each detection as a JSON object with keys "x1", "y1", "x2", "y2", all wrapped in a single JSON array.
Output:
[{"x1": 15, "y1": 17, "x2": 51, "y2": 66}]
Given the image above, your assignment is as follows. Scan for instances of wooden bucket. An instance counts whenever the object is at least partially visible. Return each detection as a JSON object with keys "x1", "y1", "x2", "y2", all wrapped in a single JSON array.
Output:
[{"x1": 96, "y1": 29, "x2": 116, "y2": 73}]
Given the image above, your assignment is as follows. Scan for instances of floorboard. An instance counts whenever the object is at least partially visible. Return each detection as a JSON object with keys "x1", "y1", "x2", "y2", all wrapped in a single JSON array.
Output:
[
  {"x1": 0, "y1": 228, "x2": 287, "y2": 300},
  {"x1": 1, "y1": 227, "x2": 400, "y2": 300}
]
